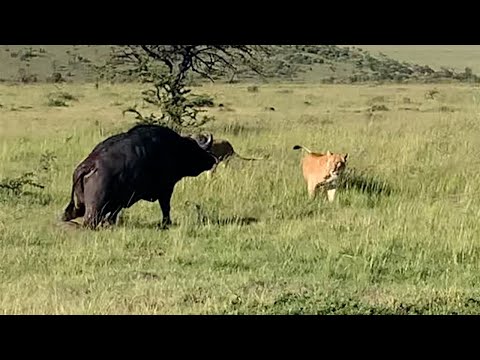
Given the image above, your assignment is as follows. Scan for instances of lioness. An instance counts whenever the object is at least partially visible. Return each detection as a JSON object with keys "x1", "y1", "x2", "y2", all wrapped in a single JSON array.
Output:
[
  {"x1": 293, "y1": 145, "x2": 348, "y2": 202},
  {"x1": 191, "y1": 134, "x2": 265, "y2": 176}
]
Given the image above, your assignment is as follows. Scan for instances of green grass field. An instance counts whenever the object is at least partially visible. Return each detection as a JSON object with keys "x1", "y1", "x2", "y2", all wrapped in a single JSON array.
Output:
[{"x1": 2, "y1": 81, "x2": 480, "y2": 314}]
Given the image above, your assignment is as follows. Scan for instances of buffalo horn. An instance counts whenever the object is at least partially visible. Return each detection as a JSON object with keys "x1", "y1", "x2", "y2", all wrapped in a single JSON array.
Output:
[{"x1": 199, "y1": 133, "x2": 213, "y2": 150}]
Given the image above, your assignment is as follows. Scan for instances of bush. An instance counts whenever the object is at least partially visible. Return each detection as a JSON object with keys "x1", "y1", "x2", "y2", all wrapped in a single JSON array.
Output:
[
  {"x1": 188, "y1": 94, "x2": 215, "y2": 107},
  {"x1": 370, "y1": 104, "x2": 389, "y2": 112},
  {"x1": 17, "y1": 69, "x2": 37, "y2": 84},
  {"x1": 47, "y1": 99, "x2": 68, "y2": 107},
  {"x1": 0, "y1": 172, "x2": 44, "y2": 196},
  {"x1": 47, "y1": 92, "x2": 78, "y2": 107},
  {"x1": 46, "y1": 72, "x2": 65, "y2": 83}
]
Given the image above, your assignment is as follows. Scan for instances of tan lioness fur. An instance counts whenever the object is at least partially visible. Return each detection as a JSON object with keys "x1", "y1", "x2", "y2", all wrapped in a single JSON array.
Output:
[
  {"x1": 208, "y1": 139, "x2": 265, "y2": 176},
  {"x1": 210, "y1": 139, "x2": 264, "y2": 162},
  {"x1": 293, "y1": 145, "x2": 348, "y2": 202},
  {"x1": 190, "y1": 134, "x2": 265, "y2": 176}
]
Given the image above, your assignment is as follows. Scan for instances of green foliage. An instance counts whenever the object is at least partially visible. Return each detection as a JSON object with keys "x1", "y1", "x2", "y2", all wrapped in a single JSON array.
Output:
[
  {"x1": 0, "y1": 172, "x2": 44, "y2": 196},
  {"x1": 17, "y1": 68, "x2": 37, "y2": 83},
  {"x1": 188, "y1": 94, "x2": 215, "y2": 108},
  {"x1": 104, "y1": 45, "x2": 268, "y2": 131},
  {"x1": 3, "y1": 45, "x2": 480, "y2": 85},
  {"x1": 46, "y1": 72, "x2": 65, "y2": 83}
]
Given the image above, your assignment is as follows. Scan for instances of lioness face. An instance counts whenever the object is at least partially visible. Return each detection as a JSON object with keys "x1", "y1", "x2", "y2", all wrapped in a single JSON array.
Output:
[{"x1": 324, "y1": 153, "x2": 348, "y2": 184}]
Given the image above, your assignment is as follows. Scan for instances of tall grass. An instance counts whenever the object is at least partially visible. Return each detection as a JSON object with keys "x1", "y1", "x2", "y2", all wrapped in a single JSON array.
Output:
[{"x1": 1, "y1": 82, "x2": 480, "y2": 314}]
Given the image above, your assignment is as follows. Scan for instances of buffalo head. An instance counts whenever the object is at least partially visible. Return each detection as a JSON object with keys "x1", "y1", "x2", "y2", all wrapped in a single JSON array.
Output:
[{"x1": 180, "y1": 132, "x2": 218, "y2": 177}]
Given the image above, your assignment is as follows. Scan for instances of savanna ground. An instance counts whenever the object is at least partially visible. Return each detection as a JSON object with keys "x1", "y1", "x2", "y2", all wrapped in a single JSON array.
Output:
[{"x1": 1, "y1": 81, "x2": 480, "y2": 314}]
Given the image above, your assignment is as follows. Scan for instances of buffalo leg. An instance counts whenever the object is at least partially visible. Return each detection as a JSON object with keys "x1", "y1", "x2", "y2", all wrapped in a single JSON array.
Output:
[
  {"x1": 83, "y1": 171, "x2": 112, "y2": 229},
  {"x1": 105, "y1": 206, "x2": 122, "y2": 226},
  {"x1": 158, "y1": 184, "x2": 175, "y2": 228},
  {"x1": 62, "y1": 200, "x2": 85, "y2": 222},
  {"x1": 84, "y1": 202, "x2": 107, "y2": 229},
  {"x1": 62, "y1": 182, "x2": 86, "y2": 221},
  {"x1": 207, "y1": 162, "x2": 218, "y2": 178},
  {"x1": 98, "y1": 206, "x2": 122, "y2": 227},
  {"x1": 222, "y1": 158, "x2": 231, "y2": 169}
]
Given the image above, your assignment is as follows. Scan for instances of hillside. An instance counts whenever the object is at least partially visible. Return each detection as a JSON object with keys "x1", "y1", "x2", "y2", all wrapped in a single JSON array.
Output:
[
  {"x1": 0, "y1": 45, "x2": 112, "y2": 83},
  {"x1": 347, "y1": 45, "x2": 480, "y2": 74},
  {"x1": 0, "y1": 45, "x2": 479, "y2": 84}
]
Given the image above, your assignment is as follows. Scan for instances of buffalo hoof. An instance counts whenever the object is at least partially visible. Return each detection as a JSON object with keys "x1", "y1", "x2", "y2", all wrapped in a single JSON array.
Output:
[{"x1": 158, "y1": 219, "x2": 172, "y2": 230}]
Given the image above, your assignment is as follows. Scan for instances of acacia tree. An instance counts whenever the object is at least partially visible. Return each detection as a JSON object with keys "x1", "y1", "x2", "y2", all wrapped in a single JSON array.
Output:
[{"x1": 102, "y1": 45, "x2": 270, "y2": 131}]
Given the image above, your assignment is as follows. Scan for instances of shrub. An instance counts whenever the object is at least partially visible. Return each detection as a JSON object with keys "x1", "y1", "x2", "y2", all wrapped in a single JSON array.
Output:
[
  {"x1": 46, "y1": 92, "x2": 78, "y2": 107},
  {"x1": 188, "y1": 94, "x2": 215, "y2": 107}
]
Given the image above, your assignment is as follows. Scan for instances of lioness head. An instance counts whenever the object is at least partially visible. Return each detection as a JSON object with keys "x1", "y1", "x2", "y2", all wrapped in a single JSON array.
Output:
[{"x1": 324, "y1": 151, "x2": 348, "y2": 184}]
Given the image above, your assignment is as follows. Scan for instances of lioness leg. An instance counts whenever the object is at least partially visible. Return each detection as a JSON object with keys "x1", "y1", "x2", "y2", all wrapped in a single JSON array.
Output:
[
  {"x1": 327, "y1": 188, "x2": 337, "y2": 202},
  {"x1": 307, "y1": 180, "x2": 318, "y2": 199}
]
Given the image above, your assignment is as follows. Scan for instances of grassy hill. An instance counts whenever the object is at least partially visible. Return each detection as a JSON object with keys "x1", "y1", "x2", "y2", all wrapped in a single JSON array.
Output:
[
  {"x1": 348, "y1": 45, "x2": 480, "y2": 74},
  {"x1": 2, "y1": 45, "x2": 480, "y2": 85},
  {"x1": 0, "y1": 45, "x2": 112, "y2": 83}
]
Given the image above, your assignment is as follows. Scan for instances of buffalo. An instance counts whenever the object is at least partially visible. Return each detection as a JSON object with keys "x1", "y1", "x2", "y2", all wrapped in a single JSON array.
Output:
[{"x1": 62, "y1": 124, "x2": 218, "y2": 229}]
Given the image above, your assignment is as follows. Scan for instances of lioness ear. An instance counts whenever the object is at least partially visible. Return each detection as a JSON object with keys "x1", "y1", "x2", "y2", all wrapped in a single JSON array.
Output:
[
  {"x1": 327, "y1": 150, "x2": 332, "y2": 156},
  {"x1": 343, "y1": 153, "x2": 349, "y2": 162}
]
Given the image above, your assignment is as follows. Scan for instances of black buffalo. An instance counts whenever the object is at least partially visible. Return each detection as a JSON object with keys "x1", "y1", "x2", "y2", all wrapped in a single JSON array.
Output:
[{"x1": 62, "y1": 124, "x2": 217, "y2": 229}]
